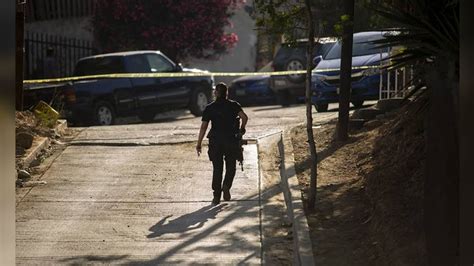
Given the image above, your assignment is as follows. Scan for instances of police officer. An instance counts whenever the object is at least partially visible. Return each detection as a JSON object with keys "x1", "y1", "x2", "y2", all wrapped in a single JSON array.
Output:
[{"x1": 196, "y1": 82, "x2": 248, "y2": 205}]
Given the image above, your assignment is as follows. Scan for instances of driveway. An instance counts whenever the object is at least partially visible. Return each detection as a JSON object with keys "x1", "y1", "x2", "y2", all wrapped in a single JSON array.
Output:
[{"x1": 16, "y1": 103, "x2": 345, "y2": 264}]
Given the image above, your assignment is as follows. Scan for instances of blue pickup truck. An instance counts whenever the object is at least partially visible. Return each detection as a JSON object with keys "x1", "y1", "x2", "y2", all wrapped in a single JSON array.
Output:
[{"x1": 24, "y1": 50, "x2": 214, "y2": 125}]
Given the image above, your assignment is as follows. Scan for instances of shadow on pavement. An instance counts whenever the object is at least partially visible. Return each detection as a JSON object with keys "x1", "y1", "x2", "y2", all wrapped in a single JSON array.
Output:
[
  {"x1": 324, "y1": 103, "x2": 374, "y2": 113},
  {"x1": 67, "y1": 109, "x2": 195, "y2": 127},
  {"x1": 150, "y1": 115, "x2": 195, "y2": 124},
  {"x1": 67, "y1": 115, "x2": 195, "y2": 128},
  {"x1": 147, "y1": 204, "x2": 227, "y2": 238},
  {"x1": 252, "y1": 104, "x2": 303, "y2": 112},
  {"x1": 59, "y1": 255, "x2": 130, "y2": 265},
  {"x1": 127, "y1": 189, "x2": 279, "y2": 265},
  {"x1": 52, "y1": 191, "x2": 272, "y2": 265}
]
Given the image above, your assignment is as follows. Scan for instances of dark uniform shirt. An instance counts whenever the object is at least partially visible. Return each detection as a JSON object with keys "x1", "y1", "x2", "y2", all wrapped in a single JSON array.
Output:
[{"x1": 202, "y1": 98, "x2": 243, "y2": 142}]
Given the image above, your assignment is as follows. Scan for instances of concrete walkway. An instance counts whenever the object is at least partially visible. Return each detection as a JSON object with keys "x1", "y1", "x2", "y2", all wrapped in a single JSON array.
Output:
[{"x1": 16, "y1": 140, "x2": 262, "y2": 264}]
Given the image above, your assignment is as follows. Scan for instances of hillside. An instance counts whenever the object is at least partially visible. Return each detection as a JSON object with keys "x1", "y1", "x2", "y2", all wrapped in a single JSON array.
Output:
[{"x1": 291, "y1": 99, "x2": 427, "y2": 265}]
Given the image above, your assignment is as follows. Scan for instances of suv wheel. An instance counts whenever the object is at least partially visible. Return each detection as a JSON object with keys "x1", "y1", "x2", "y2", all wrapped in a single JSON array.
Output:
[
  {"x1": 286, "y1": 59, "x2": 305, "y2": 82},
  {"x1": 190, "y1": 89, "x2": 210, "y2": 116},
  {"x1": 314, "y1": 103, "x2": 328, "y2": 112},
  {"x1": 95, "y1": 101, "x2": 115, "y2": 126}
]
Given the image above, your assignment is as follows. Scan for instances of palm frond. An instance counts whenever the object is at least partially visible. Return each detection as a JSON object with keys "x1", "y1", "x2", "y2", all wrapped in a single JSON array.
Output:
[{"x1": 365, "y1": 0, "x2": 458, "y2": 80}]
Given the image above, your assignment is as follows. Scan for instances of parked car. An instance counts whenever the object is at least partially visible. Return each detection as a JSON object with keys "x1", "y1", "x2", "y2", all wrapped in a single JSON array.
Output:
[
  {"x1": 24, "y1": 50, "x2": 214, "y2": 125},
  {"x1": 228, "y1": 62, "x2": 276, "y2": 106},
  {"x1": 311, "y1": 31, "x2": 391, "y2": 112},
  {"x1": 269, "y1": 37, "x2": 337, "y2": 106},
  {"x1": 228, "y1": 75, "x2": 274, "y2": 106}
]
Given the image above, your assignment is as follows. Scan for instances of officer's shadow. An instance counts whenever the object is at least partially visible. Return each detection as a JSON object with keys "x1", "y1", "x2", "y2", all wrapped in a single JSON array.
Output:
[{"x1": 147, "y1": 204, "x2": 227, "y2": 238}]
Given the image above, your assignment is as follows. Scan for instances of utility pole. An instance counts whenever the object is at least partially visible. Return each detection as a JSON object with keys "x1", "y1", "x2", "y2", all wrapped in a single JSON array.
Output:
[
  {"x1": 336, "y1": 0, "x2": 354, "y2": 141},
  {"x1": 16, "y1": 0, "x2": 26, "y2": 111}
]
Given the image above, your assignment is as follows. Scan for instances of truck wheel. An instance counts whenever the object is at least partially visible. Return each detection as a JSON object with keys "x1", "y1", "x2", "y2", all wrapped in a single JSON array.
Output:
[
  {"x1": 94, "y1": 101, "x2": 115, "y2": 126},
  {"x1": 351, "y1": 100, "x2": 364, "y2": 108},
  {"x1": 138, "y1": 112, "x2": 156, "y2": 123},
  {"x1": 285, "y1": 59, "x2": 305, "y2": 83},
  {"x1": 314, "y1": 103, "x2": 328, "y2": 112},
  {"x1": 190, "y1": 89, "x2": 210, "y2": 116}
]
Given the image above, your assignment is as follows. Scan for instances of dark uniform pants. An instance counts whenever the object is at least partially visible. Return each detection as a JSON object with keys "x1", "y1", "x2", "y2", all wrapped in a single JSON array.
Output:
[{"x1": 208, "y1": 138, "x2": 239, "y2": 198}]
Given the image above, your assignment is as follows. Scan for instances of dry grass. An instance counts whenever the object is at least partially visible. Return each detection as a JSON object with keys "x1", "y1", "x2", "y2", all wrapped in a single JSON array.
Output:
[{"x1": 15, "y1": 111, "x2": 52, "y2": 138}]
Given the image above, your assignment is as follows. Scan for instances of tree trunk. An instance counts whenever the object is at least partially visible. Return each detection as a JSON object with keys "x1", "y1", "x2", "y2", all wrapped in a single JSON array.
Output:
[
  {"x1": 424, "y1": 59, "x2": 459, "y2": 265},
  {"x1": 336, "y1": 0, "x2": 355, "y2": 141},
  {"x1": 304, "y1": 0, "x2": 318, "y2": 210}
]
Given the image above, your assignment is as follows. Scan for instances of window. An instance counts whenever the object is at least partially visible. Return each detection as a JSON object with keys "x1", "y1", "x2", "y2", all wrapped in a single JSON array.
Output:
[
  {"x1": 126, "y1": 55, "x2": 151, "y2": 73},
  {"x1": 74, "y1": 56, "x2": 125, "y2": 76},
  {"x1": 319, "y1": 43, "x2": 335, "y2": 58},
  {"x1": 146, "y1": 54, "x2": 175, "y2": 72}
]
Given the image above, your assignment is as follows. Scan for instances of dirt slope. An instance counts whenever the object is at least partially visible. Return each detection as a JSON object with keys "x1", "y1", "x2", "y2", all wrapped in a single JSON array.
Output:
[{"x1": 291, "y1": 102, "x2": 426, "y2": 265}]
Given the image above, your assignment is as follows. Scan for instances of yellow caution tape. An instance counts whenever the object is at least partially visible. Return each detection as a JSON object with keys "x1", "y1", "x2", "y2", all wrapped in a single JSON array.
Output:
[{"x1": 23, "y1": 65, "x2": 390, "y2": 84}]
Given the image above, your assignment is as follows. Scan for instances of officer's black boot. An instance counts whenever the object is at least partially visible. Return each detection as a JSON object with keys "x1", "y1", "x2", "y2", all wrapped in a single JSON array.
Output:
[
  {"x1": 212, "y1": 190, "x2": 221, "y2": 205},
  {"x1": 223, "y1": 189, "x2": 231, "y2": 201}
]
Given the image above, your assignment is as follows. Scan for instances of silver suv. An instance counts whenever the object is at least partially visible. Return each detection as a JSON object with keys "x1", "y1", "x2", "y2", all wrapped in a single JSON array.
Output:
[{"x1": 270, "y1": 37, "x2": 336, "y2": 106}]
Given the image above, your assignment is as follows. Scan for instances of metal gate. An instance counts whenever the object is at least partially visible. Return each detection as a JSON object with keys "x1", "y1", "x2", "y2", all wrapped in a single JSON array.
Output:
[
  {"x1": 24, "y1": 31, "x2": 97, "y2": 79},
  {"x1": 378, "y1": 48, "x2": 415, "y2": 99}
]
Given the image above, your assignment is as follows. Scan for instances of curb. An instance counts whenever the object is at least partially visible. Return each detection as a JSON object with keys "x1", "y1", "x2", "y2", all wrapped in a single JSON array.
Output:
[
  {"x1": 281, "y1": 132, "x2": 315, "y2": 266},
  {"x1": 256, "y1": 130, "x2": 315, "y2": 265},
  {"x1": 256, "y1": 131, "x2": 284, "y2": 265},
  {"x1": 19, "y1": 119, "x2": 68, "y2": 169},
  {"x1": 20, "y1": 137, "x2": 50, "y2": 169}
]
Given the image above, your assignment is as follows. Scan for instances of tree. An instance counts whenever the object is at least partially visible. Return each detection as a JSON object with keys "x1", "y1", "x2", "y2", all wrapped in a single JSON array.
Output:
[
  {"x1": 303, "y1": 0, "x2": 318, "y2": 210},
  {"x1": 336, "y1": 0, "x2": 355, "y2": 141},
  {"x1": 92, "y1": 0, "x2": 243, "y2": 61},
  {"x1": 255, "y1": 0, "x2": 319, "y2": 209}
]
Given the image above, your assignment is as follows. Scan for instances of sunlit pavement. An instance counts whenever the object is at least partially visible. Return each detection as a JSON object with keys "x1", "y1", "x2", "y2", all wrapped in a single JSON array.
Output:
[{"x1": 15, "y1": 102, "x2": 371, "y2": 264}]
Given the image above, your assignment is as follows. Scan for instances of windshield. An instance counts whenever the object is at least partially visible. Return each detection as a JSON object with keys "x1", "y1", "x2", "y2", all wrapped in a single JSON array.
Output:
[
  {"x1": 324, "y1": 38, "x2": 386, "y2": 60},
  {"x1": 319, "y1": 43, "x2": 335, "y2": 58}
]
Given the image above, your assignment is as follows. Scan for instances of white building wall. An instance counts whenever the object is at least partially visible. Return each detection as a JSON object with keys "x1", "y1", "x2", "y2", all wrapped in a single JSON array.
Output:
[
  {"x1": 185, "y1": 2, "x2": 257, "y2": 85},
  {"x1": 25, "y1": 17, "x2": 94, "y2": 41}
]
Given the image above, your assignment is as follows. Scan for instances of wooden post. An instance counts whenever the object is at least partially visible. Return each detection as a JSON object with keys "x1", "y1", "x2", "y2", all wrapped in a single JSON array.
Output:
[
  {"x1": 24, "y1": 32, "x2": 30, "y2": 79},
  {"x1": 460, "y1": 1, "x2": 474, "y2": 264},
  {"x1": 16, "y1": 0, "x2": 26, "y2": 111}
]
